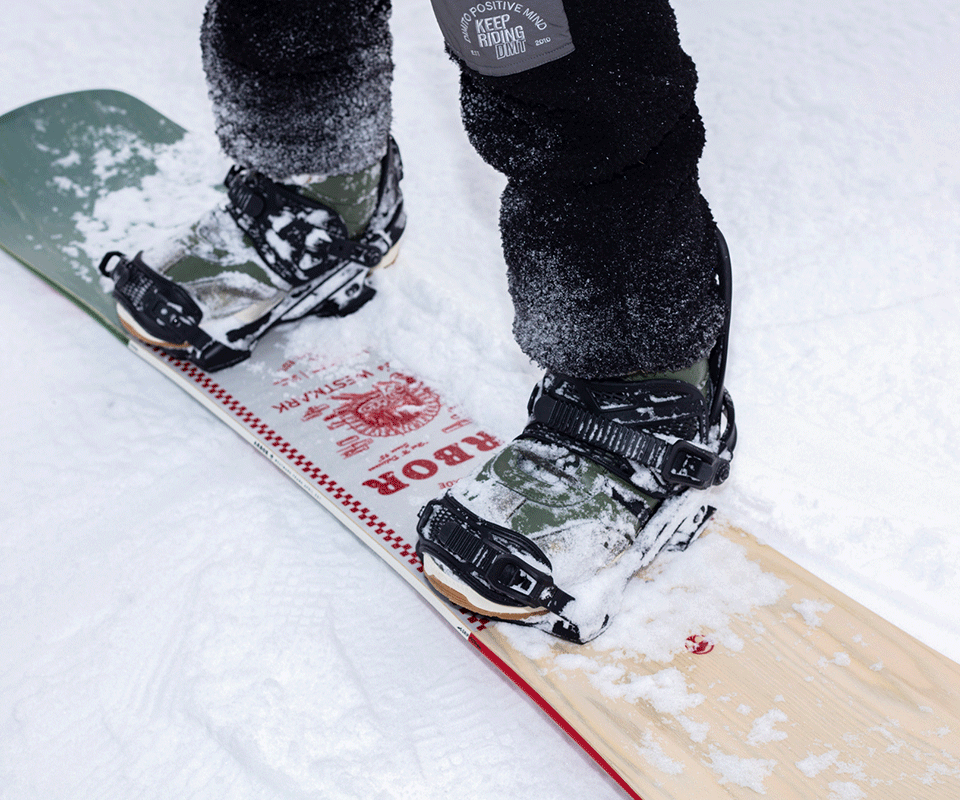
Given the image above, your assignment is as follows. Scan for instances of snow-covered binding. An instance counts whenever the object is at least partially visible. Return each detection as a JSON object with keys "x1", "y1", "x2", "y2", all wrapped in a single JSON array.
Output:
[
  {"x1": 99, "y1": 137, "x2": 405, "y2": 372},
  {"x1": 417, "y1": 231, "x2": 737, "y2": 643}
]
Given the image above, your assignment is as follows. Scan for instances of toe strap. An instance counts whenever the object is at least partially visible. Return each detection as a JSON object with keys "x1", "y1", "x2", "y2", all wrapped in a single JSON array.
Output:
[
  {"x1": 99, "y1": 251, "x2": 250, "y2": 371},
  {"x1": 417, "y1": 495, "x2": 575, "y2": 616}
]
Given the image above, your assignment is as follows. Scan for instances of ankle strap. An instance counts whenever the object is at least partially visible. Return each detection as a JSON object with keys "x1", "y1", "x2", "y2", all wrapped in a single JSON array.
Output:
[
  {"x1": 529, "y1": 388, "x2": 734, "y2": 490},
  {"x1": 224, "y1": 166, "x2": 382, "y2": 285}
]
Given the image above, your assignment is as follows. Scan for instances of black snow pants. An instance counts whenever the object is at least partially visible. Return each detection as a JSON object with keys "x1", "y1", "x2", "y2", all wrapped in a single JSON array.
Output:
[{"x1": 200, "y1": 0, "x2": 725, "y2": 378}]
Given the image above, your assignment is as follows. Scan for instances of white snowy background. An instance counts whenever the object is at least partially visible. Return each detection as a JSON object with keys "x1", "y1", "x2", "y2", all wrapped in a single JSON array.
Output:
[{"x1": 1, "y1": 1, "x2": 958, "y2": 798}]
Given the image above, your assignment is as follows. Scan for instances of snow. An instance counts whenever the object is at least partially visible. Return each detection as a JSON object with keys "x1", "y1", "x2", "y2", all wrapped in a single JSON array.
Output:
[
  {"x1": 503, "y1": 531, "x2": 788, "y2": 663},
  {"x1": 1, "y1": 1, "x2": 958, "y2": 798},
  {"x1": 707, "y1": 746, "x2": 777, "y2": 795},
  {"x1": 746, "y1": 710, "x2": 789, "y2": 747}
]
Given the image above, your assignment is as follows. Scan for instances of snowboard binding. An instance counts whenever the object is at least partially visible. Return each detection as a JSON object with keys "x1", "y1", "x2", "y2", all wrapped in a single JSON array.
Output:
[
  {"x1": 417, "y1": 230, "x2": 737, "y2": 643},
  {"x1": 100, "y1": 137, "x2": 405, "y2": 372}
]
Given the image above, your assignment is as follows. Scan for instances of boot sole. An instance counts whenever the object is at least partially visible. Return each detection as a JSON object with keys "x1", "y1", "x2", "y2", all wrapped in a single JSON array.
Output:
[
  {"x1": 421, "y1": 553, "x2": 548, "y2": 622},
  {"x1": 375, "y1": 241, "x2": 401, "y2": 270}
]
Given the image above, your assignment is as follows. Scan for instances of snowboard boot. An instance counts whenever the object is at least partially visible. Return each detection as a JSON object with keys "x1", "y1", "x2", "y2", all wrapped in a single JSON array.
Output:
[
  {"x1": 99, "y1": 137, "x2": 405, "y2": 372},
  {"x1": 417, "y1": 232, "x2": 737, "y2": 644}
]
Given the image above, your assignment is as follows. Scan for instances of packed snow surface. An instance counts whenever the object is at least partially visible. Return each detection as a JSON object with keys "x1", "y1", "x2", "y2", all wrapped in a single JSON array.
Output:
[{"x1": 1, "y1": 1, "x2": 958, "y2": 798}]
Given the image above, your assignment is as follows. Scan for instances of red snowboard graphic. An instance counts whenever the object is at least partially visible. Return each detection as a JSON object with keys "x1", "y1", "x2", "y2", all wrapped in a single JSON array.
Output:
[{"x1": 332, "y1": 373, "x2": 441, "y2": 437}]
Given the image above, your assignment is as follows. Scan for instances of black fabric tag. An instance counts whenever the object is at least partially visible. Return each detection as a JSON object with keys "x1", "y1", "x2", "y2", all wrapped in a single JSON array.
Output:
[{"x1": 430, "y1": 0, "x2": 574, "y2": 76}]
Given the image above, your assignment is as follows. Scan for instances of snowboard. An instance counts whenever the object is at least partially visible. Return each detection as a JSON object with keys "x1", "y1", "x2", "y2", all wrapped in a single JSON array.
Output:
[{"x1": 3, "y1": 90, "x2": 959, "y2": 800}]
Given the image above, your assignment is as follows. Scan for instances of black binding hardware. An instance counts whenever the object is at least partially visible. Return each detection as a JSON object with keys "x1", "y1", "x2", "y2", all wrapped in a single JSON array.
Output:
[
  {"x1": 529, "y1": 391, "x2": 732, "y2": 490},
  {"x1": 417, "y1": 496, "x2": 574, "y2": 614},
  {"x1": 223, "y1": 166, "x2": 382, "y2": 281}
]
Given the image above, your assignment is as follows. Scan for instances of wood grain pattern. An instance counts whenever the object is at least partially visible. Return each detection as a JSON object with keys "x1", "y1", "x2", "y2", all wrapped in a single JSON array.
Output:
[{"x1": 484, "y1": 523, "x2": 960, "y2": 799}]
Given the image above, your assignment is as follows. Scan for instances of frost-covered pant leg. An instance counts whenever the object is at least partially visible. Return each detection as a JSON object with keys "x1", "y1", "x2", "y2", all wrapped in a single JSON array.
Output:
[
  {"x1": 200, "y1": 0, "x2": 393, "y2": 178},
  {"x1": 200, "y1": 0, "x2": 722, "y2": 380},
  {"x1": 444, "y1": 0, "x2": 725, "y2": 378}
]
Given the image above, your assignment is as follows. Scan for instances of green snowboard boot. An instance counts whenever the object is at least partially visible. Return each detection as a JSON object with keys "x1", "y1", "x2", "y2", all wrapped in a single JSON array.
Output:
[
  {"x1": 99, "y1": 137, "x2": 405, "y2": 372},
  {"x1": 417, "y1": 237, "x2": 736, "y2": 643}
]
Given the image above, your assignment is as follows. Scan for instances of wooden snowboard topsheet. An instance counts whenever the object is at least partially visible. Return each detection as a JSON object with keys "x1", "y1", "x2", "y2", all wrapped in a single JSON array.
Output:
[{"x1": 484, "y1": 523, "x2": 960, "y2": 798}]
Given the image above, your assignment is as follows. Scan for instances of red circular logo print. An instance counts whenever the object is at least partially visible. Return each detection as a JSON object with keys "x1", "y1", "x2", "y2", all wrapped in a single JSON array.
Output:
[
  {"x1": 685, "y1": 635, "x2": 714, "y2": 655},
  {"x1": 333, "y1": 374, "x2": 441, "y2": 437}
]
